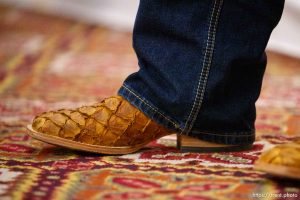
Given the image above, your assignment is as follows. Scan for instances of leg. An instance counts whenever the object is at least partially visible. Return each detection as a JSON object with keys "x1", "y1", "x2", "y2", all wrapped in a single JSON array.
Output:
[{"x1": 119, "y1": 0, "x2": 285, "y2": 147}]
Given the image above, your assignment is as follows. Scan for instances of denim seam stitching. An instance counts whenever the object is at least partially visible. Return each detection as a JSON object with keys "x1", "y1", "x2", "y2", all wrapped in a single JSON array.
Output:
[
  {"x1": 182, "y1": 0, "x2": 223, "y2": 135},
  {"x1": 122, "y1": 84, "x2": 180, "y2": 129},
  {"x1": 121, "y1": 84, "x2": 253, "y2": 137}
]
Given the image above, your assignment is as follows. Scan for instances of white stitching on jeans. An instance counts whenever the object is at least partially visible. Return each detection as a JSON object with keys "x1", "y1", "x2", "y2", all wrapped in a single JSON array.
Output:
[
  {"x1": 122, "y1": 84, "x2": 180, "y2": 129},
  {"x1": 123, "y1": 83, "x2": 253, "y2": 137},
  {"x1": 181, "y1": 0, "x2": 224, "y2": 135}
]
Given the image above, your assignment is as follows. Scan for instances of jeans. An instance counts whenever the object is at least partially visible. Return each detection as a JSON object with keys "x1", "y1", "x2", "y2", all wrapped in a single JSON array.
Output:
[{"x1": 118, "y1": 0, "x2": 285, "y2": 145}]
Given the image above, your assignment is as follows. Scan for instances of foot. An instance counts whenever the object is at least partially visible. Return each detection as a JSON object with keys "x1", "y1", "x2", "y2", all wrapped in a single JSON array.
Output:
[{"x1": 28, "y1": 96, "x2": 172, "y2": 154}]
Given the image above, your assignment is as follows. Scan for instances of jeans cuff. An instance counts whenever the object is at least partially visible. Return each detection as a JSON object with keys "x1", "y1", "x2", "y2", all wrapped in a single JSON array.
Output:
[
  {"x1": 118, "y1": 84, "x2": 181, "y2": 132},
  {"x1": 118, "y1": 84, "x2": 255, "y2": 145},
  {"x1": 189, "y1": 130, "x2": 255, "y2": 145}
]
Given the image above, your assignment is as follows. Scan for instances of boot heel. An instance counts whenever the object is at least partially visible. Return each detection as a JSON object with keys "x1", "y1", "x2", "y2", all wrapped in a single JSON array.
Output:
[{"x1": 176, "y1": 133, "x2": 252, "y2": 153}]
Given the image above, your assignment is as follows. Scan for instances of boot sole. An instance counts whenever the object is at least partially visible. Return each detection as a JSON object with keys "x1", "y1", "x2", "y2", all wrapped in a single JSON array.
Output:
[
  {"x1": 27, "y1": 124, "x2": 252, "y2": 154},
  {"x1": 26, "y1": 125, "x2": 149, "y2": 155},
  {"x1": 254, "y1": 162, "x2": 300, "y2": 180}
]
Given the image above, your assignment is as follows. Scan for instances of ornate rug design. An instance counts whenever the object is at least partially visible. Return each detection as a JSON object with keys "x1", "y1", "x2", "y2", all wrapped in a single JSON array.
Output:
[{"x1": 0, "y1": 6, "x2": 300, "y2": 200}]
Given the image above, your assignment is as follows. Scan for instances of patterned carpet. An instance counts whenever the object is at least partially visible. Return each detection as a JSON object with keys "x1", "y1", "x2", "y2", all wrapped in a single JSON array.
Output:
[{"x1": 1, "y1": 6, "x2": 300, "y2": 200}]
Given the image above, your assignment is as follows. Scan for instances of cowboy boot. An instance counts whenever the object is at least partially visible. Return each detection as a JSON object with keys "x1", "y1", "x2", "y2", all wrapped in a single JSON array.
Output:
[
  {"x1": 27, "y1": 95, "x2": 251, "y2": 154},
  {"x1": 255, "y1": 139, "x2": 300, "y2": 180}
]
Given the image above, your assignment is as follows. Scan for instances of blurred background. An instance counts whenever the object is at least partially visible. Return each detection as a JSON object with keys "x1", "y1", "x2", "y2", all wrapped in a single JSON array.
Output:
[{"x1": 0, "y1": 0, "x2": 299, "y2": 58}]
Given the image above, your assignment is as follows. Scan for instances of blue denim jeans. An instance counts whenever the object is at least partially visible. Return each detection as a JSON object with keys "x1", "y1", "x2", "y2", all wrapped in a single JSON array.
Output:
[{"x1": 118, "y1": 0, "x2": 285, "y2": 145}]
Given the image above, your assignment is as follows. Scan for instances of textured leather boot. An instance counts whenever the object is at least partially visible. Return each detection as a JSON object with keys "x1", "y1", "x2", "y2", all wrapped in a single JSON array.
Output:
[
  {"x1": 27, "y1": 95, "x2": 251, "y2": 154},
  {"x1": 27, "y1": 96, "x2": 173, "y2": 154},
  {"x1": 255, "y1": 139, "x2": 300, "y2": 180}
]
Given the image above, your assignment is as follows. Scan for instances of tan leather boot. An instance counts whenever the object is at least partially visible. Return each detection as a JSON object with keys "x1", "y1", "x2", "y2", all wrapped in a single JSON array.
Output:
[
  {"x1": 254, "y1": 139, "x2": 300, "y2": 180},
  {"x1": 27, "y1": 96, "x2": 172, "y2": 154},
  {"x1": 27, "y1": 95, "x2": 251, "y2": 154}
]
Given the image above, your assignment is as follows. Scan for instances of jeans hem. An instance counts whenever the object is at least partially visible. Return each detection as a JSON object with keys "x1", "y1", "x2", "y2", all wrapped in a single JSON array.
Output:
[
  {"x1": 118, "y1": 84, "x2": 255, "y2": 145},
  {"x1": 189, "y1": 130, "x2": 255, "y2": 145},
  {"x1": 118, "y1": 84, "x2": 181, "y2": 132}
]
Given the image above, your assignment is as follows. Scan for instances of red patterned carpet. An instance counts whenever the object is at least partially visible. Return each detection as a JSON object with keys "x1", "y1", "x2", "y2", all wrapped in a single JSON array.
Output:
[{"x1": 1, "y1": 6, "x2": 300, "y2": 200}]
